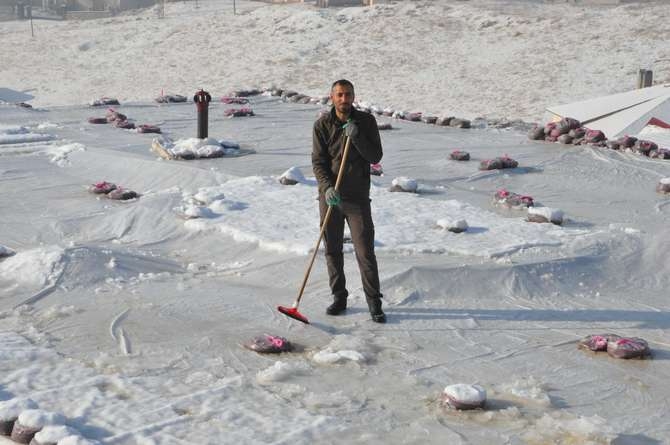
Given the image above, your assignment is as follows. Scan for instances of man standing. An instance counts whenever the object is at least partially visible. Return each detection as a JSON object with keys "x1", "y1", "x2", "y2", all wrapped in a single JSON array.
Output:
[{"x1": 311, "y1": 79, "x2": 386, "y2": 323}]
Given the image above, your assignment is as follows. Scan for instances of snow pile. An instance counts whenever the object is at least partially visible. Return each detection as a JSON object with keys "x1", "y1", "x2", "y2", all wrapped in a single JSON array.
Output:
[
  {"x1": 16, "y1": 409, "x2": 66, "y2": 429},
  {"x1": 0, "y1": 246, "x2": 64, "y2": 287},
  {"x1": 311, "y1": 335, "x2": 373, "y2": 365},
  {"x1": 435, "y1": 219, "x2": 468, "y2": 233},
  {"x1": 0, "y1": 398, "x2": 38, "y2": 421},
  {"x1": 498, "y1": 376, "x2": 551, "y2": 407},
  {"x1": 45, "y1": 143, "x2": 85, "y2": 167},
  {"x1": 33, "y1": 424, "x2": 79, "y2": 444},
  {"x1": 165, "y1": 138, "x2": 240, "y2": 159},
  {"x1": 279, "y1": 166, "x2": 306, "y2": 185},
  {"x1": 442, "y1": 383, "x2": 486, "y2": 410}
]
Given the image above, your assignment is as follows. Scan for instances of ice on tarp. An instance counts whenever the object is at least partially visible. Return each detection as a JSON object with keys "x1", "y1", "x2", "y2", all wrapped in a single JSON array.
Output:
[{"x1": 0, "y1": 125, "x2": 55, "y2": 145}]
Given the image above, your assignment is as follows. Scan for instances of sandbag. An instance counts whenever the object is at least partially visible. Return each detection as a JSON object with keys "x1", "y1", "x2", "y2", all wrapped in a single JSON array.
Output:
[
  {"x1": 606, "y1": 140, "x2": 621, "y2": 150},
  {"x1": 106, "y1": 110, "x2": 126, "y2": 123},
  {"x1": 568, "y1": 127, "x2": 586, "y2": 139},
  {"x1": 405, "y1": 112, "x2": 422, "y2": 122},
  {"x1": 244, "y1": 334, "x2": 292, "y2": 353},
  {"x1": 584, "y1": 129, "x2": 606, "y2": 143},
  {"x1": 107, "y1": 188, "x2": 138, "y2": 201},
  {"x1": 88, "y1": 181, "x2": 116, "y2": 194},
  {"x1": 114, "y1": 120, "x2": 135, "y2": 129},
  {"x1": 87, "y1": 117, "x2": 107, "y2": 124},
  {"x1": 557, "y1": 117, "x2": 581, "y2": 134},
  {"x1": 137, "y1": 124, "x2": 161, "y2": 134},
  {"x1": 377, "y1": 122, "x2": 393, "y2": 130},
  {"x1": 449, "y1": 150, "x2": 470, "y2": 161},
  {"x1": 633, "y1": 139, "x2": 658, "y2": 156},
  {"x1": 442, "y1": 384, "x2": 486, "y2": 410},
  {"x1": 224, "y1": 108, "x2": 254, "y2": 117},
  {"x1": 617, "y1": 135, "x2": 637, "y2": 148},
  {"x1": 436, "y1": 116, "x2": 454, "y2": 126},
  {"x1": 450, "y1": 118, "x2": 471, "y2": 129},
  {"x1": 494, "y1": 189, "x2": 533, "y2": 208},
  {"x1": 544, "y1": 122, "x2": 557, "y2": 135},
  {"x1": 527, "y1": 125, "x2": 545, "y2": 140},
  {"x1": 650, "y1": 148, "x2": 670, "y2": 159},
  {"x1": 155, "y1": 94, "x2": 187, "y2": 103},
  {"x1": 607, "y1": 337, "x2": 650, "y2": 359},
  {"x1": 479, "y1": 156, "x2": 518, "y2": 170},
  {"x1": 370, "y1": 163, "x2": 383, "y2": 176},
  {"x1": 557, "y1": 134, "x2": 573, "y2": 144},
  {"x1": 90, "y1": 97, "x2": 119, "y2": 106},
  {"x1": 578, "y1": 333, "x2": 621, "y2": 352},
  {"x1": 421, "y1": 115, "x2": 438, "y2": 124},
  {"x1": 221, "y1": 96, "x2": 249, "y2": 104},
  {"x1": 657, "y1": 178, "x2": 670, "y2": 194}
]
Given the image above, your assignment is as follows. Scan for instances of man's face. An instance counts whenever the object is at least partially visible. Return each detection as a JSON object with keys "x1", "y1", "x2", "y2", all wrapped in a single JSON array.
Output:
[{"x1": 330, "y1": 84, "x2": 355, "y2": 115}]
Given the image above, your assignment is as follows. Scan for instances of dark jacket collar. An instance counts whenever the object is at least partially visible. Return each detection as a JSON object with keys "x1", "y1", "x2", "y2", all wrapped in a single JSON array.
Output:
[{"x1": 329, "y1": 106, "x2": 360, "y2": 125}]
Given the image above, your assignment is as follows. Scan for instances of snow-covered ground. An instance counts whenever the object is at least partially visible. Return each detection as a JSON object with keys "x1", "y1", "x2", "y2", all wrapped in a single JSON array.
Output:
[
  {"x1": 2, "y1": 0, "x2": 670, "y2": 123},
  {"x1": 1, "y1": 1, "x2": 670, "y2": 444}
]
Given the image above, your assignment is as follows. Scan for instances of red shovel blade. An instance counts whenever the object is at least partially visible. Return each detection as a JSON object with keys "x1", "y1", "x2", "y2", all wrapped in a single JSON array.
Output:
[{"x1": 277, "y1": 306, "x2": 310, "y2": 324}]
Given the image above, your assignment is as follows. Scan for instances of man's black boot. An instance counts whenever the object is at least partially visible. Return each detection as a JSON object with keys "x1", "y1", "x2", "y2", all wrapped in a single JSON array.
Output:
[
  {"x1": 367, "y1": 296, "x2": 386, "y2": 323},
  {"x1": 326, "y1": 298, "x2": 347, "y2": 316}
]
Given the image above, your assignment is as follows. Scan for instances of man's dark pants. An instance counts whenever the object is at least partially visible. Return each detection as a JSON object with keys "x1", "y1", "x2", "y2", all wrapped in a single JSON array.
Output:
[{"x1": 319, "y1": 197, "x2": 382, "y2": 306}]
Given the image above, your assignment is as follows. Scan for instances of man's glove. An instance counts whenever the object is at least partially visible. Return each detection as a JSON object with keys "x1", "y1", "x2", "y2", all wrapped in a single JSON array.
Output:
[
  {"x1": 343, "y1": 120, "x2": 358, "y2": 139},
  {"x1": 325, "y1": 187, "x2": 341, "y2": 206}
]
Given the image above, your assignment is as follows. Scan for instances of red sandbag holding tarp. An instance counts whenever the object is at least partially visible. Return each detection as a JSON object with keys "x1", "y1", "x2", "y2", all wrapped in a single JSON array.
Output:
[
  {"x1": 578, "y1": 334, "x2": 621, "y2": 352},
  {"x1": 607, "y1": 337, "x2": 650, "y2": 359},
  {"x1": 88, "y1": 181, "x2": 116, "y2": 194},
  {"x1": 480, "y1": 156, "x2": 518, "y2": 170},
  {"x1": 449, "y1": 150, "x2": 470, "y2": 161},
  {"x1": 244, "y1": 334, "x2": 292, "y2": 353},
  {"x1": 224, "y1": 107, "x2": 254, "y2": 117},
  {"x1": 87, "y1": 117, "x2": 107, "y2": 124},
  {"x1": 650, "y1": 148, "x2": 670, "y2": 159},
  {"x1": 137, "y1": 124, "x2": 161, "y2": 134},
  {"x1": 494, "y1": 189, "x2": 533, "y2": 209}
]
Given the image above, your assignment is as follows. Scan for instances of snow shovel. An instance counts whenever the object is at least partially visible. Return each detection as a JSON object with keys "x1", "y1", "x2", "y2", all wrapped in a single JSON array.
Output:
[{"x1": 278, "y1": 134, "x2": 353, "y2": 324}]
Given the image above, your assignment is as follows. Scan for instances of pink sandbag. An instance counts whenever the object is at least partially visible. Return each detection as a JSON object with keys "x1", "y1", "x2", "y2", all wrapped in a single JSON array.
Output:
[
  {"x1": 449, "y1": 150, "x2": 470, "y2": 161},
  {"x1": 633, "y1": 139, "x2": 658, "y2": 156},
  {"x1": 224, "y1": 107, "x2": 254, "y2": 117},
  {"x1": 544, "y1": 122, "x2": 557, "y2": 135},
  {"x1": 106, "y1": 109, "x2": 127, "y2": 123},
  {"x1": 578, "y1": 334, "x2": 621, "y2": 352},
  {"x1": 221, "y1": 96, "x2": 249, "y2": 104},
  {"x1": 244, "y1": 334, "x2": 292, "y2": 353},
  {"x1": 377, "y1": 122, "x2": 393, "y2": 130},
  {"x1": 494, "y1": 189, "x2": 533, "y2": 208},
  {"x1": 617, "y1": 135, "x2": 637, "y2": 148},
  {"x1": 584, "y1": 129, "x2": 606, "y2": 143},
  {"x1": 87, "y1": 117, "x2": 107, "y2": 124},
  {"x1": 137, "y1": 124, "x2": 161, "y2": 134},
  {"x1": 568, "y1": 127, "x2": 586, "y2": 139},
  {"x1": 370, "y1": 163, "x2": 384, "y2": 176},
  {"x1": 88, "y1": 181, "x2": 117, "y2": 194},
  {"x1": 607, "y1": 337, "x2": 650, "y2": 359}
]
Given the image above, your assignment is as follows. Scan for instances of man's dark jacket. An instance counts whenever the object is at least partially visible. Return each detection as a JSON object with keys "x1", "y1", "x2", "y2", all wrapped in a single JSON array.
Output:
[{"x1": 312, "y1": 107, "x2": 383, "y2": 203}]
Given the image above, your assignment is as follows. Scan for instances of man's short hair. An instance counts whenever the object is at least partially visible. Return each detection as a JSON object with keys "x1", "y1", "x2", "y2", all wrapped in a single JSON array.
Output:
[{"x1": 331, "y1": 79, "x2": 355, "y2": 92}]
